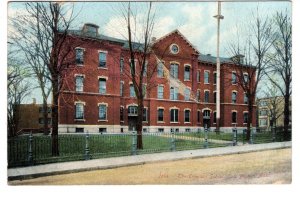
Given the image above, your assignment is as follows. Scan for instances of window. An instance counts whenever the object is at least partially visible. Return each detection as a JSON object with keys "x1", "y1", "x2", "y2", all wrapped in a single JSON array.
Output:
[
  {"x1": 170, "y1": 63, "x2": 178, "y2": 79},
  {"x1": 143, "y1": 108, "x2": 147, "y2": 122},
  {"x1": 130, "y1": 84, "x2": 136, "y2": 97},
  {"x1": 204, "y1": 91, "x2": 209, "y2": 103},
  {"x1": 197, "y1": 70, "x2": 200, "y2": 82},
  {"x1": 120, "y1": 82, "x2": 124, "y2": 96},
  {"x1": 157, "y1": 85, "x2": 164, "y2": 99},
  {"x1": 157, "y1": 108, "x2": 164, "y2": 122},
  {"x1": 99, "y1": 78, "x2": 106, "y2": 94},
  {"x1": 184, "y1": 110, "x2": 190, "y2": 122},
  {"x1": 143, "y1": 61, "x2": 148, "y2": 76},
  {"x1": 196, "y1": 90, "x2": 200, "y2": 102},
  {"x1": 213, "y1": 112, "x2": 217, "y2": 123},
  {"x1": 99, "y1": 128, "x2": 107, "y2": 133},
  {"x1": 259, "y1": 119, "x2": 267, "y2": 126},
  {"x1": 76, "y1": 128, "x2": 84, "y2": 133},
  {"x1": 243, "y1": 73, "x2": 249, "y2": 84},
  {"x1": 232, "y1": 92, "x2": 237, "y2": 104},
  {"x1": 203, "y1": 110, "x2": 210, "y2": 118},
  {"x1": 213, "y1": 72, "x2": 217, "y2": 84},
  {"x1": 260, "y1": 101, "x2": 267, "y2": 106},
  {"x1": 75, "y1": 103, "x2": 84, "y2": 119},
  {"x1": 170, "y1": 109, "x2": 179, "y2": 122},
  {"x1": 143, "y1": 128, "x2": 148, "y2": 133},
  {"x1": 75, "y1": 76, "x2": 84, "y2": 92},
  {"x1": 99, "y1": 105, "x2": 107, "y2": 120},
  {"x1": 184, "y1": 88, "x2": 190, "y2": 101},
  {"x1": 99, "y1": 52, "x2": 107, "y2": 68},
  {"x1": 39, "y1": 118, "x2": 44, "y2": 124},
  {"x1": 184, "y1": 66, "x2": 190, "y2": 80},
  {"x1": 232, "y1": 112, "x2": 237, "y2": 123},
  {"x1": 128, "y1": 106, "x2": 138, "y2": 115},
  {"x1": 120, "y1": 107, "x2": 124, "y2": 122},
  {"x1": 129, "y1": 59, "x2": 137, "y2": 75},
  {"x1": 120, "y1": 58, "x2": 124, "y2": 73},
  {"x1": 197, "y1": 111, "x2": 201, "y2": 123},
  {"x1": 170, "y1": 87, "x2": 178, "y2": 100},
  {"x1": 232, "y1": 72, "x2": 237, "y2": 84},
  {"x1": 143, "y1": 84, "x2": 147, "y2": 98},
  {"x1": 213, "y1": 92, "x2": 217, "y2": 103},
  {"x1": 243, "y1": 112, "x2": 249, "y2": 123},
  {"x1": 170, "y1": 44, "x2": 179, "y2": 54},
  {"x1": 244, "y1": 93, "x2": 248, "y2": 104},
  {"x1": 157, "y1": 62, "x2": 164, "y2": 77},
  {"x1": 86, "y1": 25, "x2": 97, "y2": 36},
  {"x1": 75, "y1": 48, "x2": 84, "y2": 65},
  {"x1": 204, "y1": 71, "x2": 209, "y2": 84},
  {"x1": 185, "y1": 128, "x2": 191, "y2": 132},
  {"x1": 260, "y1": 110, "x2": 268, "y2": 116},
  {"x1": 158, "y1": 128, "x2": 164, "y2": 133}
]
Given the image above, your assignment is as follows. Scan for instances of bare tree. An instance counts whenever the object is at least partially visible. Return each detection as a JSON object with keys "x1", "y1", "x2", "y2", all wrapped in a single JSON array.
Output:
[
  {"x1": 266, "y1": 11, "x2": 291, "y2": 140},
  {"x1": 9, "y1": 7, "x2": 52, "y2": 135},
  {"x1": 7, "y1": 52, "x2": 31, "y2": 137},
  {"x1": 262, "y1": 82, "x2": 284, "y2": 130},
  {"x1": 11, "y1": 2, "x2": 80, "y2": 155},
  {"x1": 228, "y1": 11, "x2": 273, "y2": 142}
]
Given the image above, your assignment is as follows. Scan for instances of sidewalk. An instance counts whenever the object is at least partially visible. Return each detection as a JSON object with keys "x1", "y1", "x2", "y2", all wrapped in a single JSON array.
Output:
[{"x1": 7, "y1": 141, "x2": 291, "y2": 180}]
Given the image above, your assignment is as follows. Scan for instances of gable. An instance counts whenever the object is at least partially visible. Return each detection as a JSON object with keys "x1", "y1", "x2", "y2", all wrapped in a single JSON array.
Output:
[{"x1": 152, "y1": 30, "x2": 199, "y2": 58}]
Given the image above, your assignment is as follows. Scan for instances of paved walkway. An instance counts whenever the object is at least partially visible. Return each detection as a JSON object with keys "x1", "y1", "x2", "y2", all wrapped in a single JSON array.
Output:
[{"x1": 7, "y1": 141, "x2": 291, "y2": 180}]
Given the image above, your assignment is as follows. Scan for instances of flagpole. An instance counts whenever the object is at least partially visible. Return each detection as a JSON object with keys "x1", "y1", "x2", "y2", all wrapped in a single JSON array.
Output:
[{"x1": 214, "y1": 1, "x2": 224, "y2": 131}]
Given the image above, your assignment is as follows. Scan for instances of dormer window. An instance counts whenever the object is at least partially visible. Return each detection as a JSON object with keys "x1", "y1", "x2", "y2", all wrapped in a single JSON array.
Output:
[
  {"x1": 82, "y1": 23, "x2": 99, "y2": 37},
  {"x1": 170, "y1": 44, "x2": 179, "y2": 54}
]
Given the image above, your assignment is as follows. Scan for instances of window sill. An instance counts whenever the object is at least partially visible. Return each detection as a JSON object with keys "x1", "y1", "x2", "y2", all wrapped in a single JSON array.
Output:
[
  {"x1": 120, "y1": 121, "x2": 124, "y2": 123},
  {"x1": 142, "y1": 121, "x2": 148, "y2": 123},
  {"x1": 74, "y1": 119, "x2": 85, "y2": 122},
  {"x1": 184, "y1": 79, "x2": 191, "y2": 82},
  {"x1": 98, "y1": 67, "x2": 108, "y2": 70},
  {"x1": 184, "y1": 122, "x2": 191, "y2": 124},
  {"x1": 232, "y1": 123, "x2": 237, "y2": 125},
  {"x1": 204, "y1": 83, "x2": 210, "y2": 85},
  {"x1": 243, "y1": 123, "x2": 248, "y2": 125},
  {"x1": 170, "y1": 122, "x2": 180, "y2": 124},
  {"x1": 76, "y1": 64, "x2": 84, "y2": 67},
  {"x1": 232, "y1": 83, "x2": 237, "y2": 86},
  {"x1": 157, "y1": 121, "x2": 165, "y2": 123},
  {"x1": 98, "y1": 119, "x2": 108, "y2": 122}
]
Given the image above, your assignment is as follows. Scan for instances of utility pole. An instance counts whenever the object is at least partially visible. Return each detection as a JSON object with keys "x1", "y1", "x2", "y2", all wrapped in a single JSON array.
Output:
[{"x1": 214, "y1": 1, "x2": 224, "y2": 131}]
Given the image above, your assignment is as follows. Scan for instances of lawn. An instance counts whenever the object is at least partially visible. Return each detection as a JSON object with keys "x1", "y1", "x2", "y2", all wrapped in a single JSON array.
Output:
[{"x1": 8, "y1": 130, "x2": 290, "y2": 168}]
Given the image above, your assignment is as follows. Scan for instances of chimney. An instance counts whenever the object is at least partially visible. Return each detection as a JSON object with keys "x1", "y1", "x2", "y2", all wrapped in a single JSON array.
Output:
[
  {"x1": 32, "y1": 98, "x2": 36, "y2": 104},
  {"x1": 82, "y1": 23, "x2": 99, "y2": 37}
]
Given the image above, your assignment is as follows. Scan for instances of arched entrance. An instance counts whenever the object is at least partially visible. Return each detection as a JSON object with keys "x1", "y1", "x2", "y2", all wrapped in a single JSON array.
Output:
[
  {"x1": 203, "y1": 110, "x2": 211, "y2": 128},
  {"x1": 128, "y1": 105, "x2": 138, "y2": 131}
]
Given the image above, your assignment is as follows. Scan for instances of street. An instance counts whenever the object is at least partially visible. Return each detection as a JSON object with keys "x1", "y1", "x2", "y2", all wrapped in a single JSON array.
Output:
[{"x1": 9, "y1": 148, "x2": 291, "y2": 185}]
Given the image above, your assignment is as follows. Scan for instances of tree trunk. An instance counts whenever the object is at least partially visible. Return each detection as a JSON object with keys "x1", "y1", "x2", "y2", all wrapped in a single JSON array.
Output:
[
  {"x1": 51, "y1": 77, "x2": 59, "y2": 156},
  {"x1": 136, "y1": 98, "x2": 143, "y2": 149},
  {"x1": 246, "y1": 97, "x2": 254, "y2": 142},
  {"x1": 283, "y1": 85, "x2": 290, "y2": 141},
  {"x1": 43, "y1": 98, "x2": 49, "y2": 135}
]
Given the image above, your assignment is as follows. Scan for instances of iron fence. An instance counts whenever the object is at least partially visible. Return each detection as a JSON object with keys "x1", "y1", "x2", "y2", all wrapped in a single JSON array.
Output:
[{"x1": 7, "y1": 127, "x2": 291, "y2": 168}]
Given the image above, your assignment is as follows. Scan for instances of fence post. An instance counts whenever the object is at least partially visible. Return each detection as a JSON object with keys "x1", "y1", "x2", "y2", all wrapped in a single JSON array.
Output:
[
  {"x1": 170, "y1": 132, "x2": 176, "y2": 152},
  {"x1": 232, "y1": 125, "x2": 237, "y2": 146},
  {"x1": 272, "y1": 125, "x2": 276, "y2": 142},
  {"x1": 249, "y1": 124, "x2": 253, "y2": 144},
  {"x1": 131, "y1": 131, "x2": 137, "y2": 155},
  {"x1": 85, "y1": 132, "x2": 90, "y2": 160},
  {"x1": 28, "y1": 132, "x2": 33, "y2": 165},
  {"x1": 204, "y1": 125, "x2": 208, "y2": 148}
]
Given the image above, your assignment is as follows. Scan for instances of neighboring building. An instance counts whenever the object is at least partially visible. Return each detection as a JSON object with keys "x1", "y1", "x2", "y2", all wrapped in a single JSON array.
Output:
[
  {"x1": 58, "y1": 23, "x2": 257, "y2": 133},
  {"x1": 257, "y1": 96, "x2": 291, "y2": 130},
  {"x1": 16, "y1": 99, "x2": 52, "y2": 133}
]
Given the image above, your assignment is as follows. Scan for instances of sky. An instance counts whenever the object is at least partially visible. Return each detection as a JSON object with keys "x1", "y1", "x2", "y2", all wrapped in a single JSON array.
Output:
[{"x1": 7, "y1": 0, "x2": 292, "y2": 103}]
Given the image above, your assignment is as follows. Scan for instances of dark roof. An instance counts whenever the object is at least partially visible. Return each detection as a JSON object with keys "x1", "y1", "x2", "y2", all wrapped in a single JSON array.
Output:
[
  {"x1": 67, "y1": 30, "x2": 144, "y2": 51},
  {"x1": 199, "y1": 53, "x2": 233, "y2": 64}
]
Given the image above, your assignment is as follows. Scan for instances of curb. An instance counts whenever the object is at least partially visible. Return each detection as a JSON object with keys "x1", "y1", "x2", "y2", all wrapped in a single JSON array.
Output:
[{"x1": 7, "y1": 141, "x2": 291, "y2": 181}]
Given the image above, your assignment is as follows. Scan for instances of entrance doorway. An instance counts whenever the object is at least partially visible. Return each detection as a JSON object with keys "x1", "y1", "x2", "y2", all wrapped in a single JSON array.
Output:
[
  {"x1": 128, "y1": 105, "x2": 138, "y2": 131},
  {"x1": 203, "y1": 110, "x2": 211, "y2": 128}
]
